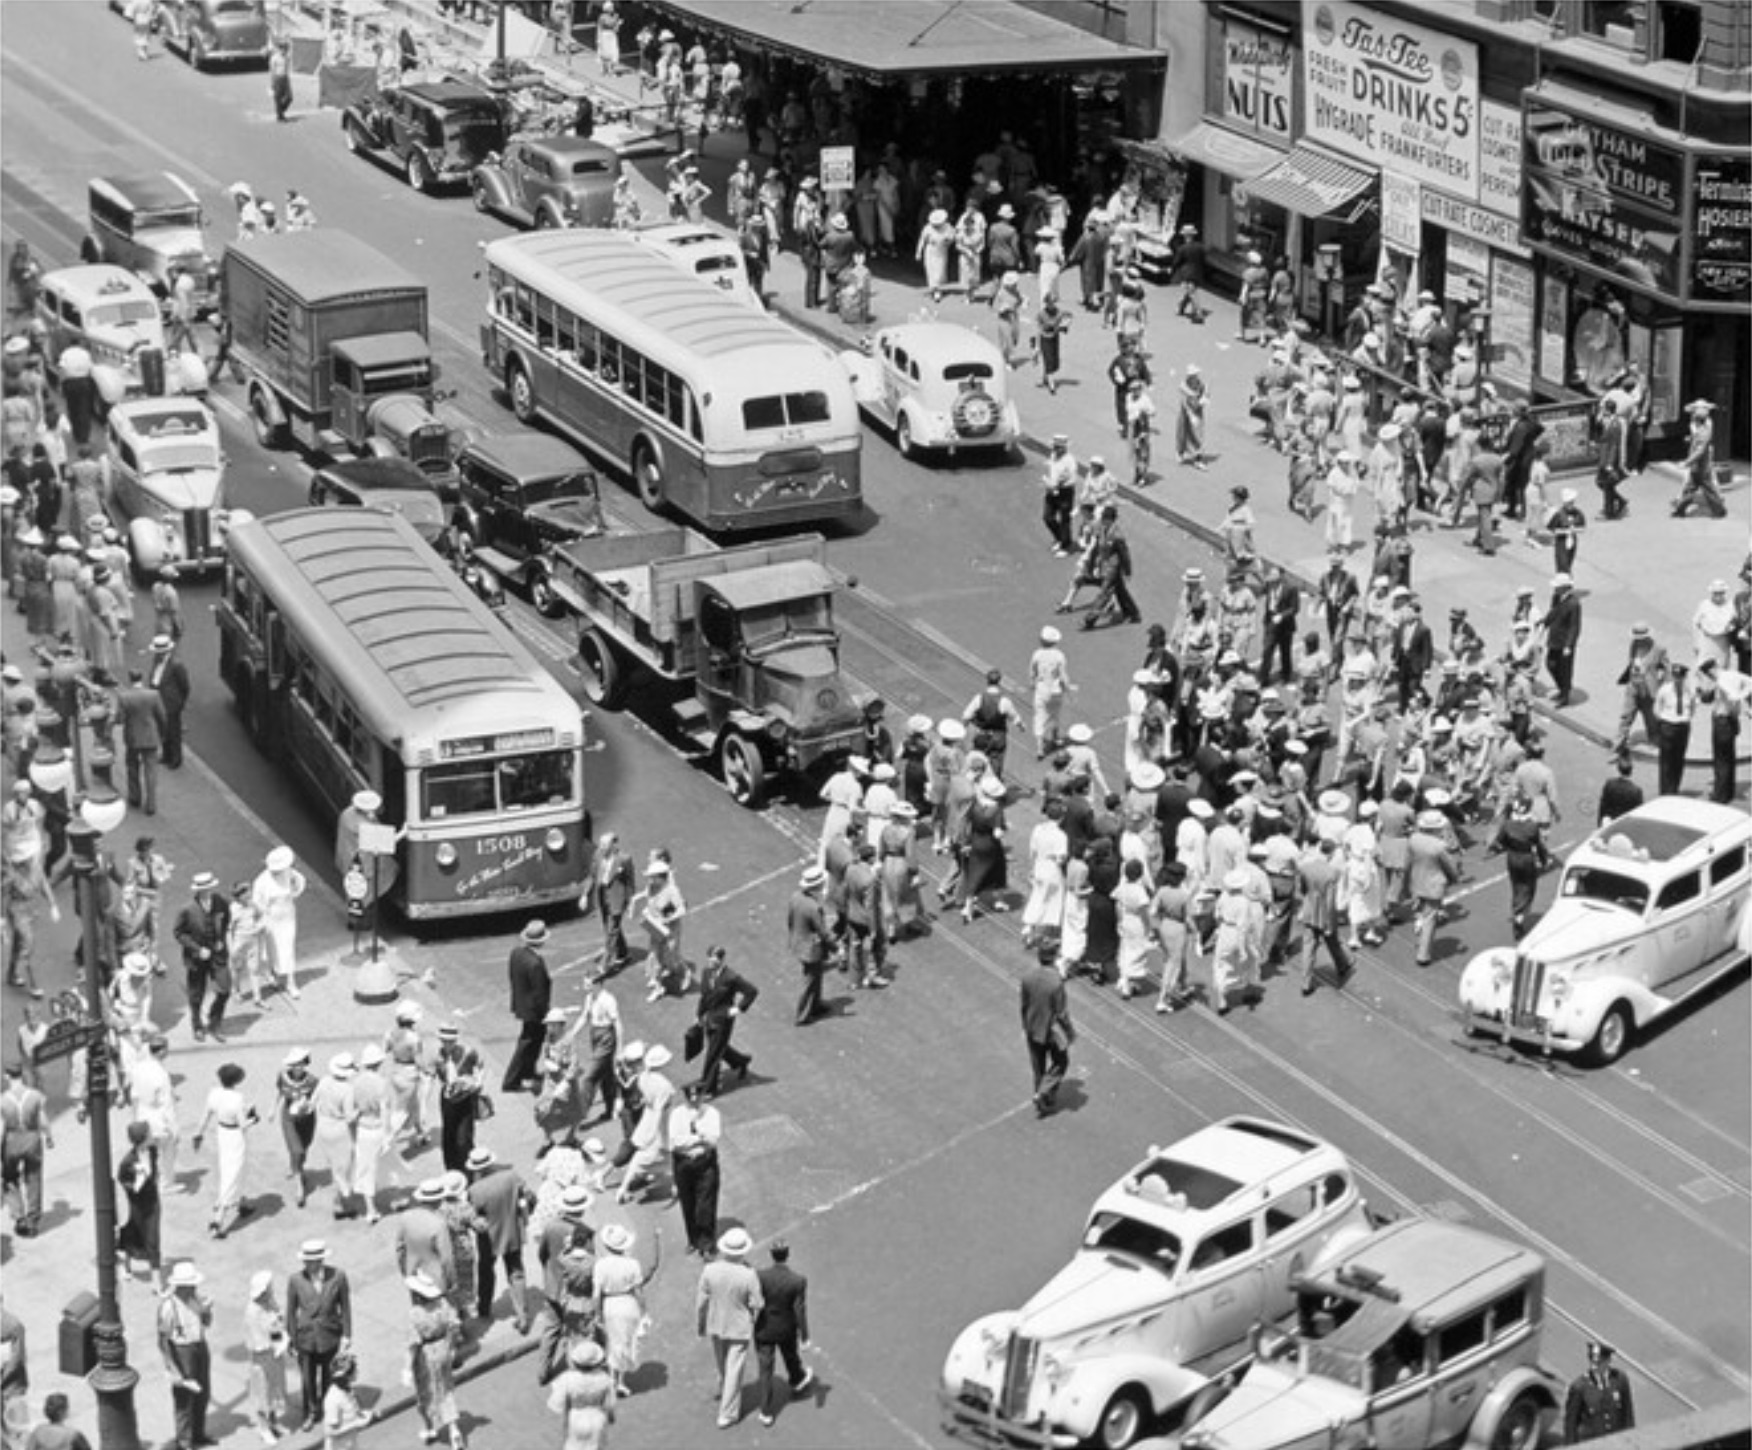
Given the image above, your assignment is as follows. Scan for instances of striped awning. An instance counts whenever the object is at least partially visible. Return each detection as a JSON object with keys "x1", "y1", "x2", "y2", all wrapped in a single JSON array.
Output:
[
  {"x1": 1242, "y1": 144, "x2": 1376, "y2": 221},
  {"x1": 1163, "y1": 121, "x2": 1284, "y2": 183}
]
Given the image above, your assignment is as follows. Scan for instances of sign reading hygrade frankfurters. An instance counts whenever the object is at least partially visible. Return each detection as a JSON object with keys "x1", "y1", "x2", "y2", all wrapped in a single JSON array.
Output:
[{"x1": 1301, "y1": 1, "x2": 1480, "y2": 201}]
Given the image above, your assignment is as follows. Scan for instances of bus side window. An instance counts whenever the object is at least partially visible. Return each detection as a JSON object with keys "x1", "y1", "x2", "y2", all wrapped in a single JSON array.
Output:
[
  {"x1": 575, "y1": 320, "x2": 598, "y2": 373},
  {"x1": 598, "y1": 336, "x2": 620, "y2": 386},
  {"x1": 552, "y1": 304, "x2": 575, "y2": 355}
]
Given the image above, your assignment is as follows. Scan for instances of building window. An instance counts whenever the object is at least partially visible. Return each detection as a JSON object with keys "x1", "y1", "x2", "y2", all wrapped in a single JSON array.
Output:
[
  {"x1": 1656, "y1": 0, "x2": 1701, "y2": 61},
  {"x1": 1579, "y1": 0, "x2": 1641, "y2": 45}
]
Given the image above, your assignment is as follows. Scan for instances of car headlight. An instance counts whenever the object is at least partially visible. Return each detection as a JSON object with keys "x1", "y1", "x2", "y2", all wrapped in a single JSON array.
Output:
[
  {"x1": 1039, "y1": 1352, "x2": 1068, "y2": 1390},
  {"x1": 435, "y1": 843, "x2": 458, "y2": 868},
  {"x1": 544, "y1": 828, "x2": 565, "y2": 853},
  {"x1": 1548, "y1": 971, "x2": 1571, "y2": 1010},
  {"x1": 1489, "y1": 955, "x2": 1513, "y2": 992}
]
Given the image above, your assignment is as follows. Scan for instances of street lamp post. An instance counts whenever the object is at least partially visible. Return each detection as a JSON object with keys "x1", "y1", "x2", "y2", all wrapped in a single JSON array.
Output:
[{"x1": 66, "y1": 782, "x2": 140, "y2": 1450}]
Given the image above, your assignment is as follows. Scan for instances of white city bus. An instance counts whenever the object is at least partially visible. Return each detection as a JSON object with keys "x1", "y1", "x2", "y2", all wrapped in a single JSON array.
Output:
[{"x1": 479, "y1": 230, "x2": 862, "y2": 532}]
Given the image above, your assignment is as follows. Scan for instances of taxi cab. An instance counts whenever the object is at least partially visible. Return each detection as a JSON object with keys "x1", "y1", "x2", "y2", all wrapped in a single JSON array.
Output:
[
  {"x1": 839, "y1": 322, "x2": 1021, "y2": 461},
  {"x1": 940, "y1": 1118, "x2": 1373, "y2": 1450},
  {"x1": 1179, "y1": 1219, "x2": 1559, "y2": 1450},
  {"x1": 36, "y1": 265, "x2": 204, "y2": 400},
  {"x1": 633, "y1": 221, "x2": 762, "y2": 309},
  {"x1": 1458, "y1": 796, "x2": 1751, "y2": 1065},
  {"x1": 104, "y1": 396, "x2": 243, "y2": 575}
]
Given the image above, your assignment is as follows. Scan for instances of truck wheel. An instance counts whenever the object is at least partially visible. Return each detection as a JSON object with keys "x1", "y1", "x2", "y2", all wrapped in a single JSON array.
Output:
[
  {"x1": 1093, "y1": 1388, "x2": 1148, "y2": 1450},
  {"x1": 249, "y1": 387, "x2": 285, "y2": 449},
  {"x1": 507, "y1": 362, "x2": 537, "y2": 424},
  {"x1": 1487, "y1": 1391, "x2": 1547, "y2": 1450},
  {"x1": 896, "y1": 413, "x2": 916, "y2": 459},
  {"x1": 577, "y1": 629, "x2": 625, "y2": 708},
  {"x1": 720, "y1": 734, "x2": 766, "y2": 808},
  {"x1": 529, "y1": 569, "x2": 562, "y2": 618},
  {"x1": 1584, "y1": 1002, "x2": 1633, "y2": 1067},
  {"x1": 633, "y1": 444, "x2": 665, "y2": 511},
  {"x1": 407, "y1": 151, "x2": 433, "y2": 194}
]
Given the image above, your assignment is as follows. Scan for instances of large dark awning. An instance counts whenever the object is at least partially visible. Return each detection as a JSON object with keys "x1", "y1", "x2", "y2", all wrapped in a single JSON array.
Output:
[
  {"x1": 1243, "y1": 143, "x2": 1377, "y2": 221},
  {"x1": 644, "y1": 1, "x2": 1165, "y2": 81}
]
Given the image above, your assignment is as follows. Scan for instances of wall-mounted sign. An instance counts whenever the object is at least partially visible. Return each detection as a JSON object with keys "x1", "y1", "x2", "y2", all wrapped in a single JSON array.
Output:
[
  {"x1": 1382, "y1": 172, "x2": 1420, "y2": 253},
  {"x1": 1420, "y1": 188, "x2": 1529, "y2": 257},
  {"x1": 1302, "y1": 0, "x2": 1479, "y2": 199},
  {"x1": 1521, "y1": 99, "x2": 1685, "y2": 297},
  {"x1": 1478, "y1": 100, "x2": 1522, "y2": 220},
  {"x1": 1219, "y1": 18, "x2": 1295, "y2": 142},
  {"x1": 1692, "y1": 153, "x2": 1752, "y2": 305}
]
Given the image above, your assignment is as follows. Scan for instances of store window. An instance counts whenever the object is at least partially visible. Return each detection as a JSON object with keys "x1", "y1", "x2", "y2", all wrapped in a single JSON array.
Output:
[{"x1": 1579, "y1": 0, "x2": 1641, "y2": 46}]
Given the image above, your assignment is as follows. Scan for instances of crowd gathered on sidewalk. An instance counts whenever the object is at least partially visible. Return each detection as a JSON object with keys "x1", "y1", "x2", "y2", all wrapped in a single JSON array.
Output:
[{"x1": 2, "y1": 3, "x2": 1751, "y2": 1447}]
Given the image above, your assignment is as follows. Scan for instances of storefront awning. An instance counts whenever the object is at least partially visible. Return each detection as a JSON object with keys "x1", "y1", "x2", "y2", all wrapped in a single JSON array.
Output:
[
  {"x1": 1162, "y1": 121, "x2": 1283, "y2": 183},
  {"x1": 643, "y1": 1, "x2": 1165, "y2": 80},
  {"x1": 1243, "y1": 144, "x2": 1376, "y2": 221}
]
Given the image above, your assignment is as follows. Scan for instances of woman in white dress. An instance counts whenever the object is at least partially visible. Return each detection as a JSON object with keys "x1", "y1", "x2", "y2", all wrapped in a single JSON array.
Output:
[
  {"x1": 1019, "y1": 800, "x2": 1068, "y2": 950},
  {"x1": 251, "y1": 845, "x2": 307, "y2": 998},
  {"x1": 592, "y1": 1223, "x2": 657, "y2": 1400},
  {"x1": 595, "y1": 0, "x2": 621, "y2": 73},
  {"x1": 192, "y1": 1061, "x2": 257, "y2": 1238},
  {"x1": 1113, "y1": 857, "x2": 1155, "y2": 999},
  {"x1": 1058, "y1": 852, "x2": 1090, "y2": 972},
  {"x1": 817, "y1": 756, "x2": 865, "y2": 861}
]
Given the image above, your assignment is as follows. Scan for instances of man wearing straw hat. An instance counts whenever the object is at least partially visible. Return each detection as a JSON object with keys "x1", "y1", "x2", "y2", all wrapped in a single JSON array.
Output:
[
  {"x1": 286, "y1": 1238, "x2": 351, "y2": 1433},
  {"x1": 698, "y1": 1226, "x2": 764, "y2": 1429},
  {"x1": 503, "y1": 920, "x2": 554, "y2": 1093},
  {"x1": 158, "y1": 1259, "x2": 215, "y2": 1449}
]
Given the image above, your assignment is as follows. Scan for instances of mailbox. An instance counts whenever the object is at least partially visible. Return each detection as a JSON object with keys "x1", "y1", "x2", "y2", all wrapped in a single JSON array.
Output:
[{"x1": 59, "y1": 1292, "x2": 100, "y2": 1376}]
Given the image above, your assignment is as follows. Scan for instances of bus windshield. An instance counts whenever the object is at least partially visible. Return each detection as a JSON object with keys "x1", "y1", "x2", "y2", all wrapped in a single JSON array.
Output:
[{"x1": 421, "y1": 749, "x2": 576, "y2": 819}]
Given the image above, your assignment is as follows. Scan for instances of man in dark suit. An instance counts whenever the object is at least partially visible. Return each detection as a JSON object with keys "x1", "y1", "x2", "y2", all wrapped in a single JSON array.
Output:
[
  {"x1": 173, "y1": 870, "x2": 231, "y2": 1043},
  {"x1": 694, "y1": 945, "x2": 758, "y2": 1097},
  {"x1": 587, "y1": 831, "x2": 636, "y2": 972},
  {"x1": 1257, "y1": 564, "x2": 1301, "y2": 686},
  {"x1": 753, "y1": 1239, "x2": 813, "y2": 1427},
  {"x1": 1019, "y1": 943, "x2": 1073, "y2": 1117},
  {"x1": 1596, "y1": 754, "x2": 1645, "y2": 825},
  {"x1": 1565, "y1": 1340, "x2": 1635, "y2": 1443},
  {"x1": 116, "y1": 669, "x2": 167, "y2": 814},
  {"x1": 1392, "y1": 598, "x2": 1434, "y2": 708},
  {"x1": 1545, "y1": 575, "x2": 1583, "y2": 707},
  {"x1": 146, "y1": 634, "x2": 191, "y2": 769},
  {"x1": 1296, "y1": 838, "x2": 1352, "y2": 996},
  {"x1": 789, "y1": 866, "x2": 835, "y2": 1027},
  {"x1": 502, "y1": 920, "x2": 552, "y2": 1091},
  {"x1": 466, "y1": 1146, "x2": 534, "y2": 1333},
  {"x1": 286, "y1": 1240, "x2": 351, "y2": 1433}
]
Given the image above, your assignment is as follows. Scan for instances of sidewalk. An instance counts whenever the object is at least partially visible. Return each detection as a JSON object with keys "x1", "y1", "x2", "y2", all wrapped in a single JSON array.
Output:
[
  {"x1": 1, "y1": 625, "x2": 545, "y2": 1446},
  {"x1": 389, "y1": 0, "x2": 1751, "y2": 767}
]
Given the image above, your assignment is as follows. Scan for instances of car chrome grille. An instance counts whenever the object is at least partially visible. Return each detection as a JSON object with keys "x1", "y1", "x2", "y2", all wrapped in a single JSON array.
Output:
[
  {"x1": 1509, "y1": 953, "x2": 1545, "y2": 1030},
  {"x1": 183, "y1": 507, "x2": 210, "y2": 558},
  {"x1": 998, "y1": 1335, "x2": 1037, "y2": 1421}
]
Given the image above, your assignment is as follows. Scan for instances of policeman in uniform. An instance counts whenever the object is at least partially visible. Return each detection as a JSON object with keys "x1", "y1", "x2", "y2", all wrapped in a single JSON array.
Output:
[{"x1": 1564, "y1": 1340, "x2": 1634, "y2": 1443}]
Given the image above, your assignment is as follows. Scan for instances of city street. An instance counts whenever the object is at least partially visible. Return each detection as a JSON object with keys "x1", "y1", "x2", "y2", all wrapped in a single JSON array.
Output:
[{"x1": 2, "y1": 6, "x2": 1748, "y2": 1448}]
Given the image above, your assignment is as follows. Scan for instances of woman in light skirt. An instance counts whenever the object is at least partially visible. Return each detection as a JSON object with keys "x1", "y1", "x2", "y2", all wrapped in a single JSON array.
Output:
[
  {"x1": 251, "y1": 845, "x2": 307, "y2": 998},
  {"x1": 192, "y1": 1061, "x2": 257, "y2": 1238}
]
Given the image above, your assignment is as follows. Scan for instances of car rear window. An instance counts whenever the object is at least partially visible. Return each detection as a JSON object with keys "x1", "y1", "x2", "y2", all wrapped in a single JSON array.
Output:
[
  {"x1": 569, "y1": 158, "x2": 609, "y2": 175},
  {"x1": 943, "y1": 361, "x2": 994, "y2": 382},
  {"x1": 1135, "y1": 1156, "x2": 1245, "y2": 1211},
  {"x1": 742, "y1": 392, "x2": 831, "y2": 430}
]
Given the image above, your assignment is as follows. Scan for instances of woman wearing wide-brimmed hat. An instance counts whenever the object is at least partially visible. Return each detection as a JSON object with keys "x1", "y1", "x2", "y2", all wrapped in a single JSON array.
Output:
[
  {"x1": 251, "y1": 845, "x2": 307, "y2": 998},
  {"x1": 548, "y1": 1337, "x2": 615, "y2": 1448},
  {"x1": 592, "y1": 1221, "x2": 659, "y2": 1400}
]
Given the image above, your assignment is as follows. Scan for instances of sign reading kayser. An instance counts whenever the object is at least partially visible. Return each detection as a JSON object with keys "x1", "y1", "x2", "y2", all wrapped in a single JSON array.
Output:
[{"x1": 1301, "y1": 0, "x2": 1479, "y2": 200}]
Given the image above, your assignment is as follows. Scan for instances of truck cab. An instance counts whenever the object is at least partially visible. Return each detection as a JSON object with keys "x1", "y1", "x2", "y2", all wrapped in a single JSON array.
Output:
[{"x1": 328, "y1": 333, "x2": 457, "y2": 486}]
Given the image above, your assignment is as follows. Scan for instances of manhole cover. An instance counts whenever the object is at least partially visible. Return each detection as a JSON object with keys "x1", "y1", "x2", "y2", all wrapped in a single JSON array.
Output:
[
  {"x1": 727, "y1": 1114, "x2": 809, "y2": 1159},
  {"x1": 1679, "y1": 1175, "x2": 1733, "y2": 1204}
]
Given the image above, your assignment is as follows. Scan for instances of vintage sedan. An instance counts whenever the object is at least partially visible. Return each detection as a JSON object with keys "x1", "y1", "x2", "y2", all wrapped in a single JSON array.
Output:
[
  {"x1": 36, "y1": 265, "x2": 207, "y2": 400},
  {"x1": 343, "y1": 80, "x2": 508, "y2": 194},
  {"x1": 632, "y1": 221, "x2": 762, "y2": 309},
  {"x1": 472, "y1": 136, "x2": 618, "y2": 230},
  {"x1": 156, "y1": 0, "x2": 272, "y2": 68},
  {"x1": 839, "y1": 322, "x2": 1021, "y2": 460},
  {"x1": 104, "y1": 396, "x2": 244, "y2": 575},
  {"x1": 941, "y1": 1118, "x2": 1374, "y2": 1450},
  {"x1": 81, "y1": 173, "x2": 219, "y2": 315},
  {"x1": 308, "y1": 458, "x2": 447, "y2": 547},
  {"x1": 1458, "y1": 797, "x2": 1751, "y2": 1065},
  {"x1": 1180, "y1": 1219, "x2": 1559, "y2": 1450}
]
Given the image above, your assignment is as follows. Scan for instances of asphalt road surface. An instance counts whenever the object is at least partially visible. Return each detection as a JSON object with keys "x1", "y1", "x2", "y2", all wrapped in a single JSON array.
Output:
[{"x1": 3, "y1": 9, "x2": 1747, "y2": 1446}]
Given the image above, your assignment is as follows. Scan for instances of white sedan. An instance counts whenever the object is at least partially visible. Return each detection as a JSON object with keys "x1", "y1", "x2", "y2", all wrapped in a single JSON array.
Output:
[
  {"x1": 839, "y1": 322, "x2": 1021, "y2": 461},
  {"x1": 1458, "y1": 796, "x2": 1751, "y2": 1064},
  {"x1": 104, "y1": 396, "x2": 246, "y2": 576}
]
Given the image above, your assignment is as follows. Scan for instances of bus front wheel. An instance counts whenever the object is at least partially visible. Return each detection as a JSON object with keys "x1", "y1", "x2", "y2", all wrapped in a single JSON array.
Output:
[
  {"x1": 577, "y1": 629, "x2": 625, "y2": 708},
  {"x1": 719, "y1": 734, "x2": 766, "y2": 808},
  {"x1": 633, "y1": 445, "x2": 665, "y2": 512},
  {"x1": 507, "y1": 362, "x2": 537, "y2": 424}
]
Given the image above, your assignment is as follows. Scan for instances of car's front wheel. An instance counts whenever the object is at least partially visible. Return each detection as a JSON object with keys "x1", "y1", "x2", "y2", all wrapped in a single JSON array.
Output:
[
  {"x1": 1093, "y1": 1387, "x2": 1149, "y2": 1450},
  {"x1": 344, "y1": 118, "x2": 367, "y2": 154},
  {"x1": 407, "y1": 151, "x2": 434, "y2": 194},
  {"x1": 529, "y1": 569, "x2": 562, "y2": 618},
  {"x1": 1487, "y1": 1390, "x2": 1548, "y2": 1450},
  {"x1": 472, "y1": 177, "x2": 493, "y2": 214},
  {"x1": 188, "y1": 34, "x2": 208, "y2": 69},
  {"x1": 1585, "y1": 1001, "x2": 1634, "y2": 1067},
  {"x1": 896, "y1": 413, "x2": 916, "y2": 459}
]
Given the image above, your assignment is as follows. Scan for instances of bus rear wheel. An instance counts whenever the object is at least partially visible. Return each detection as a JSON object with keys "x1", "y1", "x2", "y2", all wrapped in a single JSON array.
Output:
[
  {"x1": 633, "y1": 445, "x2": 665, "y2": 512},
  {"x1": 507, "y1": 362, "x2": 537, "y2": 424},
  {"x1": 719, "y1": 734, "x2": 766, "y2": 808},
  {"x1": 577, "y1": 629, "x2": 625, "y2": 708}
]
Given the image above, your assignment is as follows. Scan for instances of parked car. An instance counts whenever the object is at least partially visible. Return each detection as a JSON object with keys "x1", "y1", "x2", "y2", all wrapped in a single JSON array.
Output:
[
  {"x1": 342, "y1": 80, "x2": 508, "y2": 194},
  {"x1": 1458, "y1": 796, "x2": 1751, "y2": 1065},
  {"x1": 103, "y1": 396, "x2": 243, "y2": 575},
  {"x1": 81, "y1": 173, "x2": 219, "y2": 315},
  {"x1": 471, "y1": 136, "x2": 619, "y2": 230},
  {"x1": 308, "y1": 458, "x2": 447, "y2": 546},
  {"x1": 1179, "y1": 1218, "x2": 1560, "y2": 1450},
  {"x1": 36, "y1": 265, "x2": 206, "y2": 400},
  {"x1": 155, "y1": 0, "x2": 272, "y2": 68},
  {"x1": 940, "y1": 1118, "x2": 1375, "y2": 1450},
  {"x1": 839, "y1": 322, "x2": 1020, "y2": 460},
  {"x1": 452, "y1": 432, "x2": 608, "y2": 615},
  {"x1": 633, "y1": 221, "x2": 762, "y2": 309}
]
